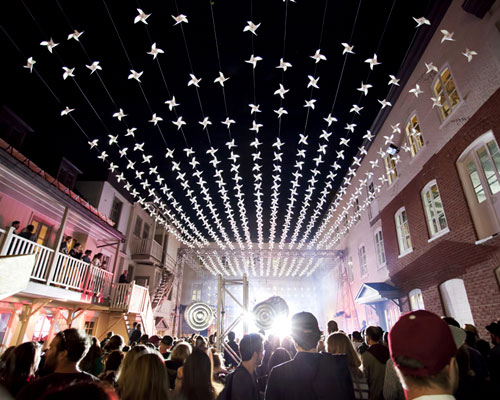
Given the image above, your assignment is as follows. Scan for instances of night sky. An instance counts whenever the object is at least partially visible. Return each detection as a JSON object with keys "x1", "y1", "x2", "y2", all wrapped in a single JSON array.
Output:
[{"x1": 0, "y1": 0, "x2": 437, "y2": 245}]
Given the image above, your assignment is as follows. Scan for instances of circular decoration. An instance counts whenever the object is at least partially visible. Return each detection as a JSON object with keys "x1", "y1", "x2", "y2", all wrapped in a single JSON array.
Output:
[
  {"x1": 252, "y1": 296, "x2": 289, "y2": 331},
  {"x1": 184, "y1": 302, "x2": 214, "y2": 331}
]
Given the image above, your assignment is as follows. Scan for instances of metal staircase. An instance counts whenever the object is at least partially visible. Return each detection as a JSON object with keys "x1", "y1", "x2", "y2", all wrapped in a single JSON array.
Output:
[{"x1": 151, "y1": 254, "x2": 178, "y2": 312}]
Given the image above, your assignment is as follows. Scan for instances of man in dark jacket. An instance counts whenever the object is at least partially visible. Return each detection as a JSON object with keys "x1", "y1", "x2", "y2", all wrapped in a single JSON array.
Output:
[
  {"x1": 231, "y1": 333, "x2": 263, "y2": 400},
  {"x1": 265, "y1": 312, "x2": 355, "y2": 400},
  {"x1": 361, "y1": 326, "x2": 390, "y2": 400},
  {"x1": 224, "y1": 331, "x2": 241, "y2": 368}
]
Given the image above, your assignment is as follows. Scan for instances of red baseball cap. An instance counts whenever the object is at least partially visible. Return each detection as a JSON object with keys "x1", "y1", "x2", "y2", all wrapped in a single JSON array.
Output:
[{"x1": 389, "y1": 310, "x2": 462, "y2": 377}]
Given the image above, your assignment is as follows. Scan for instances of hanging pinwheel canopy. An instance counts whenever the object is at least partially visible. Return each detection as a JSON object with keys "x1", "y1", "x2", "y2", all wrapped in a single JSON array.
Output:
[{"x1": 1, "y1": 0, "x2": 450, "y2": 276}]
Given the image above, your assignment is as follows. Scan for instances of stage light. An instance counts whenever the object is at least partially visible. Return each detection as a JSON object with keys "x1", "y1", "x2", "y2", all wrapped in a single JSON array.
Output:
[{"x1": 271, "y1": 315, "x2": 291, "y2": 339}]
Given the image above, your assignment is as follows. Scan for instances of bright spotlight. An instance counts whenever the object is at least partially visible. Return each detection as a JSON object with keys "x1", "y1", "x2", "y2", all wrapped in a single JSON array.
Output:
[{"x1": 271, "y1": 315, "x2": 291, "y2": 339}]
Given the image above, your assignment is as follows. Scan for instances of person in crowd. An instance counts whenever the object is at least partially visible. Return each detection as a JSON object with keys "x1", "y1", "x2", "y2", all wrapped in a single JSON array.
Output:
[
  {"x1": 82, "y1": 250, "x2": 92, "y2": 263},
  {"x1": 103, "y1": 335, "x2": 124, "y2": 354},
  {"x1": 0, "y1": 346, "x2": 15, "y2": 374},
  {"x1": 119, "y1": 270, "x2": 129, "y2": 283},
  {"x1": 79, "y1": 337, "x2": 103, "y2": 377},
  {"x1": 209, "y1": 334, "x2": 216, "y2": 347},
  {"x1": 166, "y1": 342, "x2": 192, "y2": 389},
  {"x1": 328, "y1": 333, "x2": 369, "y2": 400},
  {"x1": 227, "y1": 333, "x2": 263, "y2": 400},
  {"x1": 148, "y1": 335, "x2": 161, "y2": 349},
  {"x1": 0, "y1": 341, "x2": 41, "y2": 397},
  {"x1": 257, "y1": 347, "x2": 291, "y2": 392},
  {"x1": 91, "y1": 253, "x2": 103, "y2": 268},
  {"x1": 352, "y1": 331, "x2": 368, "y2": 354},
  {"x1": 101, "y1": 260, "x2": 108, "y2": 271},
  {"x1": 256, "y1": 339, "x2": 276, "y2": 390},
  {"x1": 327, "y1": 320, "x2": 339, "y2": 334},
  {"x1": 59, "y1": 236, "x2": 72, "y2": 254},
  {"x1": 486, "y1": 320, "x2": 500, "y2": 383},
  {"x1": 265, "y1": 312, "x2": 355, "y2": 400},
  {"x1": 39, "y1": 380, "x2": 118, "y2": 400},
  {"x1": 100, "y1": 332, "x2": 113, "y2": 349},
  {"x1": 280, "y1": 336, "x2": 297, "y2": 358},
  {"x1": 159, "y1": 335, "x2": 174, "y2": 359},
  {"x1": 389, "y1": 310, "x2": 465, "y2": 400},
  {"x1": 138, "y1": 334, "x2": 149, "y2": 345},
  {"x1": 361, "y1": 326, "x2": 390, "y2": 400},
  {"x1": 224, "y1": 331, "x2": 240, "y2": 368},
  {"x1": 18, "y1": 225, "x2": 36, "y2": 241},
  {"x1": 128, "y1": 323, "x2": 141, "y2": 345},
  {"x1": 118, "y1": 352, "x2": 170, "y2": 400},
  {"x1": 211, "y1": 349, "x2": 228, "y2": 384},
  {"x1": 116, "y1": 345, "x2": 151, "y2": 387},
  {"x1": 9, "y1": 221, "x2": 20, "y2": 232},
  {"x1": 383, "y1": 358, "x2": 405, "y2": 400},
  {"x1": 174, "y1": 349, "x2": 222, "y2": 400},
  {"x1": 69, "y1": 243, "x2": 83, "y2": 260},
  {"x1": 17, "y1": 328, "x2": 98, "y2": 400},
  {"x1": 98, "y1": 350, "x2": 123, "y2": 386}
]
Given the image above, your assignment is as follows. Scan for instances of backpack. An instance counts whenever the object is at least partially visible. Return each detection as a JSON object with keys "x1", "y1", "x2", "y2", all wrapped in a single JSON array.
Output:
[{"x1": 216, "y1": 369, "x2": 235, "y2": 400}]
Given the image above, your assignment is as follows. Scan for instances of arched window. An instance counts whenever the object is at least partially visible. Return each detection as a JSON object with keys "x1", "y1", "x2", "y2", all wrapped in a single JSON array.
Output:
[
  {"x1": 433, "y1": 66, "x2": 460, "y2": 120},
  {"x1": 440, "y1": 279, "x2": 474, "y2": 326},
  {"x1": 374, "y1": 229, "x2": 386, "y2": 267},
  {"x1": 408, "y1": 289, "x2": 425, "y2": 311},
  {"x1": 395, "y1": 207, "x2": 412, "y2": 256},
  {"x1": 421, "y1": 180, "x2": 449, "y2": 239},
  {"x1": 405, "y1": 114, "x2": 424, "y2": 157},
  {"x1": 456, "y1": 131, "x2": 500, "y2": 239}
]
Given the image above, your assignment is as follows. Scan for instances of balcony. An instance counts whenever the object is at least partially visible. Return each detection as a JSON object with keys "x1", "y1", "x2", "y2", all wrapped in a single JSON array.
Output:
[
  {"x1": 131, "y1": 237, "x2": 163, "y2": 264},
  {"x1": 0, "y1": 228, "x2": 113, "y2": 304},
  {"x1": 110, "y1": 281, "x2": 154, "y2": 335}
]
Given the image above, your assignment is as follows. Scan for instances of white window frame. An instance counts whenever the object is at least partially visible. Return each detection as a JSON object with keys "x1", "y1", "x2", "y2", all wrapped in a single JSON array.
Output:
[
  {"x1": 421, "y1": 180, "x2": 450, "y2": 240},
  {"x1": 408, "y1": 289, "x2": 425, "y2": 311},
  {"x1": 405, "y1": 113, "x2": 425, "y2": 158},
  {"x1": 395, "y1": 207, "x2": 413, "y2": 257},
  {"x1": 358, "y1": 244, "x2": 368, "y2": 277},
  {"x1": 433, "y1": 65, "x2": 461, "y2": 122},
  {"x1": 192, "y1": 283, "x2": 202, "y2": 302},
  {"x1": 374, "y1": 228, "x2": 386, "y2": 268},
  {"x1": 384, "y1": 154, "x2": 398, "y2": 185}
]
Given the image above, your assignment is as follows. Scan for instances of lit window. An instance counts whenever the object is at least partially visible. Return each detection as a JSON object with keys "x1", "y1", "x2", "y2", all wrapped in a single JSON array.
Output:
[
  {"x1": 384, "y1": 154, "x2": 398, "y2": 185},
  {"x1": 358, "y1": 246, "x2": 367, "y2": 276},
  {"x1": 409, "y1": 289, "x2": 425, "y2": 311},
  {"x1": 192, "y1": 283, "x2": 202, "y2": 302},
  {"x1": 395, "y1": 207, "x2": 412, "y2": 255},
  {"x1": 374, "y1": 229, "x2": 386, "y2": 267},
  {"x1": 405, "y1": 114, "x2": 424, "y2": 157},
  {"x1": 30, "y1": 219, "x2": 52, "y2": 246},
  {"x1": 433, "y1": 67, "x2": 460, "y2": 120},
  {"x1": 422, "y1": 181, "x2": 449, "y2": 237}
]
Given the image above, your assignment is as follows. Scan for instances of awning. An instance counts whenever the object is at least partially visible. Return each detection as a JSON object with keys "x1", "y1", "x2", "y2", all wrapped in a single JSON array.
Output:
[{"x1": 354, "y1": 282, "x2": 400, "y2": 304}]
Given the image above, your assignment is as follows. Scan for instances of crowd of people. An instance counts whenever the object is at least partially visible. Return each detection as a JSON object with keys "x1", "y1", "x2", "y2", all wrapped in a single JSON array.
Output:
[{"x1": 0, "y1": 310, "x2": 499, "y2": 400}]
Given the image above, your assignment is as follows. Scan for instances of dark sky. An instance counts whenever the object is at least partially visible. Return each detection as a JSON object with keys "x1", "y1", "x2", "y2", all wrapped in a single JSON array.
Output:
[{"x1": 0, "y1": 0, "x2": 437, "y2": 245}]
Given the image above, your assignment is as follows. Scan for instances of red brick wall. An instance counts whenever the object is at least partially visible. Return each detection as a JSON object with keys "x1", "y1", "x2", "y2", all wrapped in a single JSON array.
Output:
[{"x1": 380, "y1": 88, "x2": 500, "y2": 338}]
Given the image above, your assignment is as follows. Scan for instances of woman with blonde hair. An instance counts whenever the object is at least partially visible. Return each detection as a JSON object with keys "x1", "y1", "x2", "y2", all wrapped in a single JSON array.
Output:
[
  {"x1": 166, "y1": 342, "x2": 192, "y2": 389},
  {"x1": 119, "y1": 352, "x2": 170, "y2": 400},
  {"x1": 116, "y1": 344, "x2": 150, "y2": 388},
  {"x1": 327, "y1": 332, "x2": 369, "y2": 400}
]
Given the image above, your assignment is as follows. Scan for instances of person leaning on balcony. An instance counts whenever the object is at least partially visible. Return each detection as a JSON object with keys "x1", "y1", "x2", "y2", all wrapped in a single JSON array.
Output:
[
  {"x1": 91, "y1": 253, "x2": 103, "y2": 267},
  {"x1": 59, "y1": 236, "x2": 72, "y2": 254},
  {"x1": 16, "y1": 328, "x2": 99, "y2": 400},
  {"x1": 8, "y1": 220, "x2": 20, "y2": 232},
  {"x1": 119, "y1": 270, "x2": 130, "y2": 283},
  {"x1": 69, "y1": 243, "x2": 83, "y2": 260},
  {"x1": 82, "y1": 250, "x2": 92, "y2": 263},
  {"x1": 18, "y1": 225, "x2": 36, "y2": 241}
]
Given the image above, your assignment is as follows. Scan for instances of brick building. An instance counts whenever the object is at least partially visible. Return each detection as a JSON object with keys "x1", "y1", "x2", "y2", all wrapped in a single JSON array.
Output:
[{"x1": 321, "y1": 0, "x2": 500, "y2": 338}]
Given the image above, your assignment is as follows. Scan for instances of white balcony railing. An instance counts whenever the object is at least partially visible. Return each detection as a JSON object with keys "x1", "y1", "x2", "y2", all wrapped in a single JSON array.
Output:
[
  {"x1": 131, "y1": 238, "x2": 163, "y2": 262},
  {"x1": 0, "y1": 228, "x2": 113, "y2": 300},
  {"x1": 110, "y1": 281, "x2": 155, "y2": 336}
]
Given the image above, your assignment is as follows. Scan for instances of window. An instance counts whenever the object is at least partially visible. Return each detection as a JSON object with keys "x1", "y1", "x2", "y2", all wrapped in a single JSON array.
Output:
[
  {"x1": 395, "y1": 208, "x2": 412, "y2": 255},
  {"x1": 30, "y1": 219, "x2": 52, "y2": 246},
  {"x1": 422, "y1": 181, "x2": 449, "y2": 238},
  {"x1": 192, "y1": 283, "x2": 202, "y2": 301},
  {"x1": 367, "y1": 180, "x2": 379, "y2": 220},
  {"x1": 354, "y1": 199, "x2": 360, "y2": 222},
  {"x1": 347, "y1": 256, "x2": 354, "y2": 283},
  {"x1": 384, "y1": 307, "x2": 400, "y2": 331},
  {"x1": 110, "y1": 197, "x2": 123, "y2": 225},
  {"x1": 433, "y1": 67, "x2": 460, "y2": 120},
  {"x1": 358, "y1": 246, "x2": 367, "y2": 276},
  {"x1": 133, "y1": 216, "x2": 143, "y2": 237},
  {"x1": 409, "y1": 289, "x2": 425, "y2": 311},
  {"x1": 477, "y1": 140, "x2": 500, "y2": 195},
  {"x1": 384, "y1": 154, "x2": 398, "y2": 185},
  {"x1": 0, "y1": 312, "x2": 12, "y2": 344},
  {"x1": 142, "y1": 223, "x2": 150, "y2": 239},
  {"x1": 440, "y1": 279, "x2": 474, "y2": 326},
  {"x1": 84, "y1": 319, "x2": 96, "y2": 336},
  {"x1": 467, "y1": 160, "x2": 487, "y2": 203},
  {"x1": 405, "y1": 114, "x2": 424, "y2": 157},
  {"x1": 374, "y1": 229, "x2": 386, "y2": 267}
]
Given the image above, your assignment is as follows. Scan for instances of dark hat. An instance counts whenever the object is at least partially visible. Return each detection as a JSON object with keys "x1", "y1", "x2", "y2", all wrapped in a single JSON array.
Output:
[
  {"x1": 291, "y1": 312, "x2": 321, "y2": 341},
  {"x1": 161, "y1": 335, "x2": 174, "y2": 346},
  {"x1": 486, "y1": 321, "x2": 500, "y2": 337},
  {"x1": 389, "y1": 310, "x2": 464, "y2": 377},
  {"x1": 149, "y1": 335, "x2": 161, "y2": 346}
]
